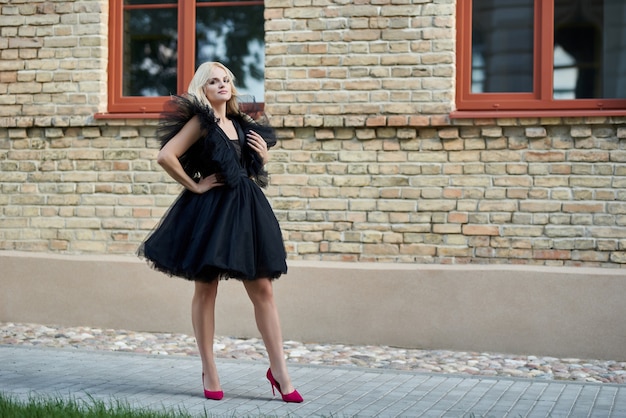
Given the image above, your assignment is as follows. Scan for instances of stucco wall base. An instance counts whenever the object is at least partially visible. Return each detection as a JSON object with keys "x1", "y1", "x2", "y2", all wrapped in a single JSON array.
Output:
[{"x1": 1, "y1": 251, "x2": 624, "y2": 360}]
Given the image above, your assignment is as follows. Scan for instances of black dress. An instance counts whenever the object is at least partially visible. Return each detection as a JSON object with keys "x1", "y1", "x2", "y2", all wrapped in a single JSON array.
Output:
[{"x1": 138, "y1": 95, "x2": 288, "y2": 282}]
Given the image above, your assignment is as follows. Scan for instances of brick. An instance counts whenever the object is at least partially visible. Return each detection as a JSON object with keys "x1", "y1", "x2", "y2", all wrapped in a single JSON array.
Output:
[
  {"x1": 399, "y1": 244, "x2": 437, "y2": 256},
  {"x1": 437, "y1": 246, "x2": 472, "y2": 257},
  {"x1": 462, "y1": 225, "x2": 499, "y2": 236},
  {"x1": 525, "y1": 151, "x2": 566, "y2": 162},
  {"x1": 481, "y1": 127, "x2": 502, "y2": 138},
  {"x1": 571, "y1": 126, "x2": 592, "y2": 138},
  {"x1": 525, "y1": 127, "x2": 547, "y2": 138},
  {"x1": 378, "y1": 199, "x2": 416, "y2": 212},
  {"x1": 610, "y1": 252, "x2": 626, "y2": 263},
  {"x1": 533, "y1": 249, "x2": 571, "y2": 260},
  {"x1": 417, "y1": 200, "x2": 456, "y2": 211},
  {"x1": 562, "y1": 202, "x2": 605, "y2": 213},
  {"x1": 478, "y1": 201, "x2": 517, "y2": 212},
  {"x1": 438, "y1": 127, "x2": 458, "y2": 139},
  {"x1": 568, "y1": 150, "x2": 609, "y2": 162}
]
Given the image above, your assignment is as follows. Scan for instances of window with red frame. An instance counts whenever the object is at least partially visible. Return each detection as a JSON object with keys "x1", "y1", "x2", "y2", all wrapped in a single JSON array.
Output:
[
  {"x1": 106, "y1": 0, "x2": 265, "y2": 116},
  {"x1": 455, "y1": 0, "x2": 626, "y2": 117}
]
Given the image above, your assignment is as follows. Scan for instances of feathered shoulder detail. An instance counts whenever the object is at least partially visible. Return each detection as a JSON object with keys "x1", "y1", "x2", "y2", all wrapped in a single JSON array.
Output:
[
  {"x1": 157, "y1": 95, "x2": 240, "y2": 187},
  {"x1": 157, "y1": 94, "x2": 218, "y2": 148},
  {"x1": 157, "y1": 94, "x2": 277, "y2": 188}
]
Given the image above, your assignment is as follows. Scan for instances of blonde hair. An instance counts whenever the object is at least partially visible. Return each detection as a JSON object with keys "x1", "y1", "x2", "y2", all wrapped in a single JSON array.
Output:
[{"x1": 187, "y1": 62, "x2": 240, "y2": 115}]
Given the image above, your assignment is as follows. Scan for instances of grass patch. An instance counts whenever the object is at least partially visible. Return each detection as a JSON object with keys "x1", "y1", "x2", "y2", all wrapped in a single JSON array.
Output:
[
  {"x1": 0, "y1": 392, "x2": 306, "y2": 418},
  {"x1": 0, "y1": 393, "x2": 203, "y2": 418}
]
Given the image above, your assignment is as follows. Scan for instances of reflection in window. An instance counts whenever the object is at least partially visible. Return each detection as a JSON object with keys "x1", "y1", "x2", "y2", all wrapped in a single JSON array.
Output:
[
  {"x1": 553, "y1": 46, "x2": 578, "y2": 99},
  {"x1": 123, "y1": 3, "x2": 178, "y2": 96},
  {"x1": 120, "y1": 0, "x2": 265, "y2": 100},
  {"x1": 196, "y1": 2, "x2": 265, "y2": 101},
  {"x1": 471, "y1": 0, "x2": 534, "y2": 93},
  {"x1": 554, "y1": 0, "x2": 626, "y2": 99}
]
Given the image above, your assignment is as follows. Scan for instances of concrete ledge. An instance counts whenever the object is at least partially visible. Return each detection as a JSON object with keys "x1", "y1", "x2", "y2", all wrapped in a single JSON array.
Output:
[{"x1": 1, "y1": 251, "x2": 624, "y2": 360}]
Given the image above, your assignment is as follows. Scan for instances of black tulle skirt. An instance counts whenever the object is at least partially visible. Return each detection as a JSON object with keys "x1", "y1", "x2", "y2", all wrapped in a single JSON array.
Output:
[{"x1": 138, "y1": 174, "x2": 287, "y2": 282}]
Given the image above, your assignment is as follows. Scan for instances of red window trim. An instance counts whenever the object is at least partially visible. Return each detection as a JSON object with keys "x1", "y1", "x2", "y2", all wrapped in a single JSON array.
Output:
[
  {"x1": 455, "y1": 0, "x2": 626, "y2": 117},
  {"x1": 98, "y1": 0, "x2": 264, "y2": 118},
  {"x1": 103, "y1": 1, "x2": 189, "y2": 115}
]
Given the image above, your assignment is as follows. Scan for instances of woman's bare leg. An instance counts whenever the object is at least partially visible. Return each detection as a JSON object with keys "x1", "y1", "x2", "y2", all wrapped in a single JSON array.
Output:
[
  {"x1": 192, "y1": 280, "x2": 221, "y2": 392},
  {"x1": 243, "y1": 278, "x2": 295, "y2": 394}
]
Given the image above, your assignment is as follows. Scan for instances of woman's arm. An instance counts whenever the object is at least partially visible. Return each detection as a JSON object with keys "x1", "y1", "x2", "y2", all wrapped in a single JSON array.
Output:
[{"x1": 157, "y1": 116, "x2": 223, "y2": 193}]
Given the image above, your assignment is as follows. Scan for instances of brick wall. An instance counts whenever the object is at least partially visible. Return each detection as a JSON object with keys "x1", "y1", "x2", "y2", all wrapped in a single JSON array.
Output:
[
  {"x1": 270, "y1": 122, "x2": 626, "y2": 267},
  {"x1": 0, "y1": 0, "x2": 107, "y2": 128},
  {"x1": 1, "y1": 0, "x2": 625, "y2": 268},
  {"x1": 265, "y1": 0, "x2": 455, "y2": 128}
]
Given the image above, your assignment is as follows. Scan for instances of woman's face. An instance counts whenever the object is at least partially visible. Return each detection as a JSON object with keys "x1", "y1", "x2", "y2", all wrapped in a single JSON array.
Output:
[{"x1": 203, "y1": 67, "x2": 232, "y2": 106}]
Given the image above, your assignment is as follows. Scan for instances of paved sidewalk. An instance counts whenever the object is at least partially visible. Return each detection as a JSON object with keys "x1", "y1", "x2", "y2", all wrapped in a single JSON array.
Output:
[{"x1": 0, "y1": 345, "x2": 624, "y2": 417}]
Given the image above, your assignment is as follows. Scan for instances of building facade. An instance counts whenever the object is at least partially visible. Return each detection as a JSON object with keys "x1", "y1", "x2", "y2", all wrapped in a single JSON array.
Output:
[
  {"x1": 2, "y1": 0, "x2": 626, "y2": 359},
  {"x1": 1, "y1": 0, "x2": 625, "y2": 268}
]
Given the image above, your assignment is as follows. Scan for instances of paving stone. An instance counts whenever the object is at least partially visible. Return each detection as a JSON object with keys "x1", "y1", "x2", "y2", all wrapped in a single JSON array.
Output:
[{"x1": 1, "y1": 325, "x2": 626, "y2": 417}]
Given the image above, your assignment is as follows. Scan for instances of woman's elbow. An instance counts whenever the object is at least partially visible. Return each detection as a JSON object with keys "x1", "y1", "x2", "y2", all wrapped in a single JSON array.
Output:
[{"x1": 156, "y1": 150, "x2": 171, "y2": 168}]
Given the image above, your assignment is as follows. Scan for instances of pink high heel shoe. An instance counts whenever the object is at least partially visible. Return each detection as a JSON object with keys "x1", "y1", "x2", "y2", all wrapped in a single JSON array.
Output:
[
  {"x1": 202, "y1": 373, "x2": 224, "y2": 400},
  {"x1": 266, "y1": 368, "x2": 303, "y2": 403}
]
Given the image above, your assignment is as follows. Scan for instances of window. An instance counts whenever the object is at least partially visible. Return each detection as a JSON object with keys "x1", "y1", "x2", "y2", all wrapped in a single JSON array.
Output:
[
  {"x1": 105, "y1": 0, "x2": 265, "y2": 116},
  {"x1": 455, "y1": 0, "x2": 626, "y2": 117}
]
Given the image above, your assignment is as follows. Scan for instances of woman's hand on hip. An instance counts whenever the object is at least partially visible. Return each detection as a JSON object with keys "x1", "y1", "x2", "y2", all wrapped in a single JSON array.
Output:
[{"x1": 194, "y1": 174, "x2": 224, "y2": 194}]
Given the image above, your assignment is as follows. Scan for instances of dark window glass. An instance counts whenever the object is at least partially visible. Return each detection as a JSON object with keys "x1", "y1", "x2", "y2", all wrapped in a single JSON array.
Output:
[
  {"x1": 198, "y1": 0, "x2": 258, "y2": 2},
  {"x1": 125, "y1": 0, "x2": 175, "y2": 4},
  {"x1": 554, "y1": 0, "x2": 626, "y2": 99},
  {"x1": 123, "y1": 7, "x2": 178, "y2": 96},
  {"x1": 471, "y1": 0, "x2": 534, "y2": 93},
  {"x1": 196, "y1": 3, "x2": 265, "y2": 101}
]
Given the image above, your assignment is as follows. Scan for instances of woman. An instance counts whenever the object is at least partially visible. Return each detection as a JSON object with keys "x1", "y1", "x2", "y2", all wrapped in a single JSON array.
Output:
[{"x1": 138, "y1": 62, "x2": 302, "y2": 403}]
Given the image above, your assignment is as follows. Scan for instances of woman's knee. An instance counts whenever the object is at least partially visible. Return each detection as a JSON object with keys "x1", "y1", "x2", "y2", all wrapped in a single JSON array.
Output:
[
  {"x1": 244, "y1": 278, "x2": 274, "y2": 303},
  {"x1": 194, "y1": 280, "x2": 219, "y2": 301}
]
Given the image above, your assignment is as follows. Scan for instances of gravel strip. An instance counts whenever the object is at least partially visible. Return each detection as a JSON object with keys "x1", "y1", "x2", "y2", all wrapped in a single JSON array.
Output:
[{"x1": 1, "y1": 322, "x2": 625, "y2": 384}]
